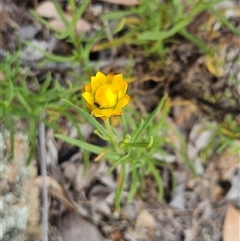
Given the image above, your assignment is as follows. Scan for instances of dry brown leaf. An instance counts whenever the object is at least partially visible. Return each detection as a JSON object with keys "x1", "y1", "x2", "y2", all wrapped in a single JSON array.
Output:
[
  {"x1": 57, "y1": 212, "x2": 104, "y2": 241},
  {"x1": 216, "y1": 154, "x2": 239, "y2": 180},
  {"x1": 34, "y1": 176, "x2": 75, "y2": 211},
  {"x1": 62, "y1": 161, "x2": 107, "y2": 191},
  {"x1": 36, "y1": 1, "x2": 60, "y2": 19},
  {"x1": 98, "y1": 0, "x2": 139, "y2": 6},
  {"x1": 75, "y1": 18, "x2": 91, "y2": 34},
  {"x1": 223, "y1": 204, "x2": 240, "y2": 241},
  {"x1": 36, "y1": 1, "x2": 91, "y2": 34},
  {"x1": 136, "y1": 209, "x2": 155, "y2": 229},
  {"x1": 49, "y1": 16, "x2": 91, "y2": 34},
  {"x1": 57, "y1": 12, "x2": 91, "y2": 34},
  {"x1": 128, "y1": 209, "x2": 155, "y2": 241},
  {"x1": 48, "y1": 19, "x2": 66, "y2": 31}
]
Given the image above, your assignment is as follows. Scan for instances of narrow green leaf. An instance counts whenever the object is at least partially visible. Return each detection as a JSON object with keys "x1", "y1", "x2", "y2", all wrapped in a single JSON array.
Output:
[
  {"x1": 17, "y1": 93, "x2": 32, "y2": 112},
  {"x1": 150, "y1": 98, "x2": 170, "y2": 136},
  {"x1": 131, "y1": 119, "x2": 144, "y2": 141},
  {"x1": 61, "y1": 99, "x2": 108, "y2": 136},
  {"x1": 7, "y1": 79, "x2": 14, "y2": 102},
  {"x1": 180, "y1": 29, "x2": 211, "y2": 54},
  {"x1": 107, "y1": 149, "x2": 130, "y2": 174},
  {"x1": 21, "y1": 40, "x2": 75, "y2": 62},
  {"x1": 55, "y1": 18, "x2": 76, "y2": 39},
  {"x1": 52, "y1": 0, "x2": 68, "y2": 26},
  {"x1": 27, "y1": 120, "x2": 37, "y2": 165},
  {"x1": 93, "y1": 130, "x2": 110, "y2": 141},
  {"x1": 149, "y1": 162, "x2": 163, "y2": 200},
  {"x1": 115, "y1": 161, "x2": 127, "y2": 210},
  {"x1": 114, "y1": 18, "x2": 127, "y2": 34},
  {"x1": 172, "y1": 0, "x2": 183, "y2": 21},
  {"x1": 55, "y1": 134, "x2": 103, "y2": 154},
  {"x1": 138, "y1": 19, "x2": 190, "y2": 40},
  {"x1": 41, "y1": 72, "x2": 52, "y2": 94},
  {"x1": 127, "y1": 139, "x2": 153, "y2": 148},
  {"x1": 55, "y1": 134, "x2": 120, "y2": 162},
  {"x1": 30, "y1": 10, "x2": 62, "y2": 33},
  {"x1": 76, "y1": 0, "x2": 90, "y2": 18},
  {"x1": 5, "y1": 114, "x2": 14, "y2": 160},
  {"x1": 134, "y1": 94, "x2": 168, "y2": 141},
  {"x1": 127, "y1": 164, "x2": 138, "y2": 203},
  {"x1": 102, "y1": 9, "x2": 136, "y2": 20},
  {"x1": 211, "y1": 9, "x2": 240, "y2": 36}
]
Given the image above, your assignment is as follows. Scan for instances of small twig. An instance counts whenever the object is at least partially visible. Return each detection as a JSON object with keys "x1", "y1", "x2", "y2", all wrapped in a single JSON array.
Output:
[{"x1": 39, "y1": 112, "x2": 48, "y2": 241}]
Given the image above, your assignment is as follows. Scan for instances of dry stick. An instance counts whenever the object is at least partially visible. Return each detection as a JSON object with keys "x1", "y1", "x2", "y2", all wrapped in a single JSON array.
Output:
[{"x1": 39, "y1": 113, "x2": 48, "y2": 241}]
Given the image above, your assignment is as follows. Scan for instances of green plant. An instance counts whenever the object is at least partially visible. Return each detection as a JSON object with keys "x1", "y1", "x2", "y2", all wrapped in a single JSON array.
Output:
[
  {"x1": 96, "y1": 0, "x2": 239, "y2": 57},
  {"x1": 0, "y1": 51, "x2": 82, "y2": 164},
  {"x1": 187, "y1": 115, "x2": 239, "y2": 166},
  {"x1": 0, "y1": 51, "x2": 190, "y2": 209},
  {"x1": 55, "y1": 94, "x2": 176, "y2": 209},
  {"x1": 2, "y1": 0, "x2": 238, "y2": 212},
  {"x1": 28, "y1": 0, "x2": 103, "y2": 75}
]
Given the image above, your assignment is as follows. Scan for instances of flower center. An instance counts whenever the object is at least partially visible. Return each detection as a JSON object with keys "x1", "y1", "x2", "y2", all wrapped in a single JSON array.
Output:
[{"x1": 95, "y1": 84, "x2": 118, "y2": 108}]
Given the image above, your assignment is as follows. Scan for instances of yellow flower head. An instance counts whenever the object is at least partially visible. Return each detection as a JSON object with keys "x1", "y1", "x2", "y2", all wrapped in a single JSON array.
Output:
[{"x1": 82, "y1": 72, "x2": 131, "y2": 120}]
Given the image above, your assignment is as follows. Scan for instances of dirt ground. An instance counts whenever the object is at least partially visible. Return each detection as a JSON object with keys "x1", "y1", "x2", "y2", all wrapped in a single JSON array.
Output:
[{"x1": 1, "y1": 0, "x2": 240, "y2": 241}]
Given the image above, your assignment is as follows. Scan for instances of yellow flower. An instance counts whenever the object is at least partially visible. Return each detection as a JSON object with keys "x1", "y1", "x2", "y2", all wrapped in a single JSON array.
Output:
[{"x1": 82, "y1": 72, "x2": 131, "y2": 120}]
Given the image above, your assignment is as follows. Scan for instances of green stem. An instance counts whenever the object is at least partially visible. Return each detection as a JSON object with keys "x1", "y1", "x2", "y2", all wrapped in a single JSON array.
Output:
[
  {"x1": 115, "y1": 161, "x2": 126, "y2": 210},
  {"x1": 104, "y1": 118, "x2": 117, "y2": 146}
]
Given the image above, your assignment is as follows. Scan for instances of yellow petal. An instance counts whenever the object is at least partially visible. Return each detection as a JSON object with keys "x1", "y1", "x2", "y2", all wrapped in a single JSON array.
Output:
[
  {"x1": 116, "y1": 94, "x2": 131, "y2": 109},
  {"x1": 112, "y1": 74, "x2": 123, "y2": 87},
  {"x1": 91, "y1": 72, "x2": 109, "y2": 92},
  {"x1": 82, "y1": 92, "x2": 94, "y2": 105},
  {"x1": 113, "y1": 109, "x2": 122, "y2": 116},
  {"x1": 96, "y1": 71, "x2": 107, "y2": 80},
  {"x1": 93, "y1": 108, "x2": 115, "y2": 118},
  {"x1": 107, "y1": 72, "x2": 115, "y2": 83},
  {"x1": 117, "y1": 83, "x2": 128, "y2": 99},
  {"x1": 91, "y1": 76, "x2": 101, "y2": 92},
  {"x1": 84, "y1": 83, "x2": 92, "y2": 92},
  {"x1": 112, "y1": 75, "x2": 128, "y2": 98}
]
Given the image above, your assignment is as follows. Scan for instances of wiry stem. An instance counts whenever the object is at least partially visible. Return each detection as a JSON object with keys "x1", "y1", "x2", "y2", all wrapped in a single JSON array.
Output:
[
  {"x1": 39, "y1": 112, "x2": 48, "y2": 241},
  {"x1": 104, "y1": 118, "x2": 117, "y2": 146}
]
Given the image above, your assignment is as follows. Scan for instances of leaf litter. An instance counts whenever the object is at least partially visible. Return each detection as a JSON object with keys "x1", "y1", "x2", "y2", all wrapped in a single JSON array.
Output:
[{"x1": 1, "y1": 0, "x2": 240, "y2": 241}]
